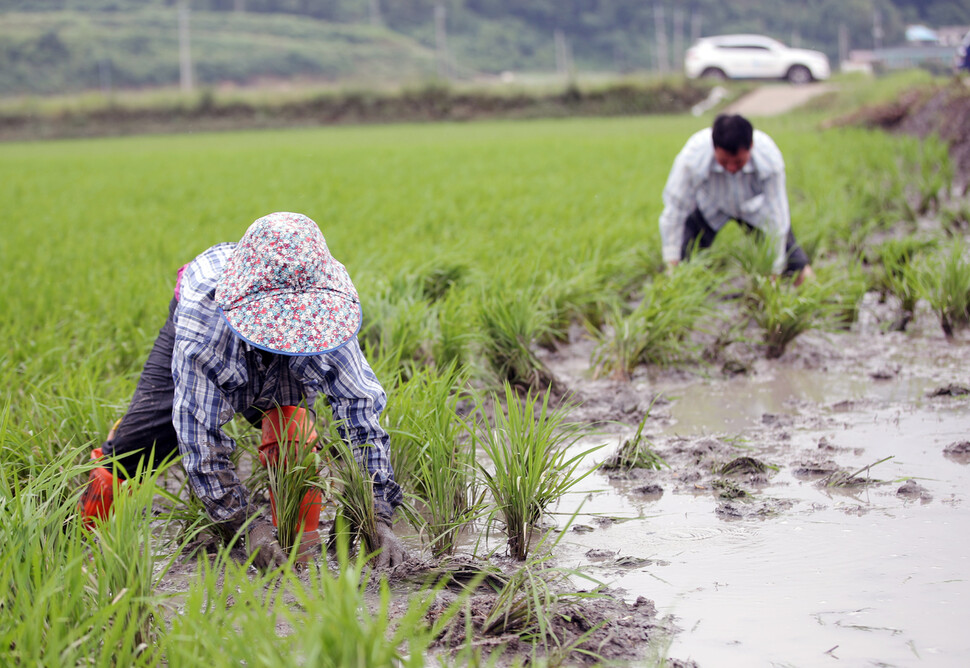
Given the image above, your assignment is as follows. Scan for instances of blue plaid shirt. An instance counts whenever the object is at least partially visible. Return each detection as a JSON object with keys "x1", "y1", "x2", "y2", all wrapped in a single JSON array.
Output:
[
  {"x1": 170, "y1": 243, "x2": 401, "y2": 523},
  {"x1": 659, "y1": 128, "x2": 790, "y2": 274}
]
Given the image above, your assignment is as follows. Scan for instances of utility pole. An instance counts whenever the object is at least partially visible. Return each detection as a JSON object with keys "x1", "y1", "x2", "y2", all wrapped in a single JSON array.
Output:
[
  {"x1": 672, "y1": 5, "x2": 684, "y2": 72},
  {"x1": 690, "y1": 10, "x2": 702, "y2": 44},
  {"x1": 434, "y1": 4, "x2": 451, "y2": 80},
  {"x1": 653, "y1": 4, "x2": 668, "y2": 75},
  {"x1": 369, "y1": 0, "x2": 382, "y2": 27},
  {"x1": 872, "y1": 8, "x2": 883, "y2": 50},
  {"x1": 839, "y1": 23, "x2": 849, "y2": 69},
  {"x1": 555, "y1": 29, "x2": 571, "y2": 81},
  {"x1": 178, "y1": 0, "x2": 194, "y2": 93}
]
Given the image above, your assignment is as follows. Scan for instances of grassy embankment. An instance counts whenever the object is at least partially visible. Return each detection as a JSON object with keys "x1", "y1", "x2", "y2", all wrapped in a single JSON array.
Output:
[{"x1": 1, "y1": 70, "x2": 967, "y2": 665}]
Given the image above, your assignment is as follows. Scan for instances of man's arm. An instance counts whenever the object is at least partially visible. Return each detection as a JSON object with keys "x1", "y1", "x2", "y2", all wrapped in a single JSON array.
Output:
[
  {"x1": 748, "y1": 170, "x2": 790, "y2": 275},
  {"x1": 659, "y1": 147, "x2": 698, "y2": 267}
]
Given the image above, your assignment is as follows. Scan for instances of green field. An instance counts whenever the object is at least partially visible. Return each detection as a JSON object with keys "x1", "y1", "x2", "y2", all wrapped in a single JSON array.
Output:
[{"x1": 2, "y1": 79, "x2": 964, "y2": 663}]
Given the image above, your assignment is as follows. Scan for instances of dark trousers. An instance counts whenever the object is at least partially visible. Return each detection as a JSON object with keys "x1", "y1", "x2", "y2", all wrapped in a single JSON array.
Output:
[
  {"x1": 101, "y1": 297, "x2": 181, "y2": 478},
  {"x1": 681, "y1": 208, "x2": 809, "y2": 275}
]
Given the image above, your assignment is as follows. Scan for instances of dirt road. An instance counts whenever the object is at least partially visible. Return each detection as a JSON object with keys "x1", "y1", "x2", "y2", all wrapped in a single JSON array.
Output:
[{"x1": 724, "y1": 83, "x2": 833, "y2": 117}]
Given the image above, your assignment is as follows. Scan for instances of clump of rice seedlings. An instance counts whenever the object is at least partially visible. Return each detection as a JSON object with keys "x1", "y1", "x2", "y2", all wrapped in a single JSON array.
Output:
[
  {"x1": 86, "y1": 455, "x2": 183, "y2": 649},
  {"x1": 162, "y1": 528, "x2": 455, "y2": 668},
  {"x1": 0, "y1": 446, "x2": 172, "y2": 665},
  {"x1": 592, "y1": 262, "x2": 714, "y2": 379},
  {"x1": 940, "y1": 201, "x2": 970, "y2": 236},
  {"x1": 818, "y1": 261, "x2": 868, "y2": 329},
  {"x1": 913, "y1": 135, "x2": 952, "y2": 215},
  {"x1": 417, "y1": 261, "x2": 467, "y2": 303},
  {"x1": 327, "y1": 437, "x2": 382, "y2": 559},
  {"x1": 917, "y1": 242, "x2": 970, "y2": 338},
  {"x1": 385, "y1": 363, "x2": 484, "y2": 557},
  {"x1": 537, "y1": 259, "x2": 623, "y2": 347},
  {"x1": 601, "y1": 410, "x2": 667, "y2": 471},
  {"x1": 726, "y1": 230, "x2": 779, "y2": 280},
  {"x1": 360, "y1": 277, "x2": 435, "y2": 379},
  {"x1": 431, "y1": 288, "x2": 476, "y2": 371},
  {"x1": 744, "y1": 275, "x2": 833, "y2": 359},
  {"x1": 265, "y1": 440, "x2": 328, "y2": 557},
  {"x1": 867, "y1": 237, "x2": 935, "y2": 331},
  {"x1": 479, "y1": 383, "x2": 602, "y2": 560},
  {"x1": 477, "y1": 286, "x2": 560, "y2": 392},
  {"x1": 822, "y1": 456, "x2": 894, "y2": 488}
]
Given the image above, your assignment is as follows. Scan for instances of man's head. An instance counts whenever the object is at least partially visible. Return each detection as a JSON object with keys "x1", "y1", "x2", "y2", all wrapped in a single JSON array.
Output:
[
  {"x1": 711, "y1": 114, "x2": 754, "y2": 174},
  {"x1": 216, "y1": 212, "x2": 362, "y2": 355}
]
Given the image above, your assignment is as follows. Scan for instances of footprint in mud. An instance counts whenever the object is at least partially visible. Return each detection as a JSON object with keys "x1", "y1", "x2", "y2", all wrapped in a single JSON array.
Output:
[
  {"x1": 944, "y1": 440, "x2": 970, "y2": 465},
  {"x1": 896, "y1": 480, "x2": 933, "y2": 503}
]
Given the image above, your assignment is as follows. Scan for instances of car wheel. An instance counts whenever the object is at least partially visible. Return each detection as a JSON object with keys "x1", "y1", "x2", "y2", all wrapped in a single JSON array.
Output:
[
  {"x1": 700, "y1": 67, "x2": 727, "y2": 80},
  {"x1": 787, "y1": 65, "x2": 812, "y2": 85}
]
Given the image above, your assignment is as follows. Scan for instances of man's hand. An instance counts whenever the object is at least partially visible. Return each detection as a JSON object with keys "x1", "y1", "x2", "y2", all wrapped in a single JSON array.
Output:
[
  {"x1": 373, "y1": 515, "x2": 408, "y2": 569},
  {"x1": 246, "y1": 519, "x2": 287, "y2": 572}
]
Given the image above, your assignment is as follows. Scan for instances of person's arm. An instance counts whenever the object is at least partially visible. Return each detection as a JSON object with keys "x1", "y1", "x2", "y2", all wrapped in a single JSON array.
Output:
[
  {"x1": 312, "y1": 339, "x2": 403, "y2": 519},
  {"x1": 658, "y1": 148, "x2": 697, "y2": 267},
  {"x1": 171, "y1": 336, "x2": 250, "y2": 524},
  {"x1": 747, "y1": 170, "x2": 790, "y2": 275}
]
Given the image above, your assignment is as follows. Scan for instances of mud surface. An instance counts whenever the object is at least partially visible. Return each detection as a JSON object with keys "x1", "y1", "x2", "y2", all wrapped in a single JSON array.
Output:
[{"x1": 525, "y1": 290, "x2": 970, "y2": 667}]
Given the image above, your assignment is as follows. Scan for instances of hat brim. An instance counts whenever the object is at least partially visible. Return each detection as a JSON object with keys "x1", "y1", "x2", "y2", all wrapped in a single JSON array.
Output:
[{"x1": 221, "y1": 289, "x2": 362, "y2": 356}]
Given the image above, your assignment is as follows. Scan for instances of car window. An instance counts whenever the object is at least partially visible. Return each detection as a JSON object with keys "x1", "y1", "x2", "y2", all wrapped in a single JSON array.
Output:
[{"x1": 717, "y1": 45, "x2": 770, "y2": 51}]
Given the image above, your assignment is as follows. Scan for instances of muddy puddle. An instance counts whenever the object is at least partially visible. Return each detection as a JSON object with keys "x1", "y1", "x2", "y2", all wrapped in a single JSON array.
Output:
[{"x1": 522, "y1": 303, "x2": 970, "y2": 667}]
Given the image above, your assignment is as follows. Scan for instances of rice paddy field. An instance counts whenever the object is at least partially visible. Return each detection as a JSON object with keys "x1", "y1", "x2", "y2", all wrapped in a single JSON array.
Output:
[{"x1": 3, "y1": 73, "x2": 970, "y2": 666}]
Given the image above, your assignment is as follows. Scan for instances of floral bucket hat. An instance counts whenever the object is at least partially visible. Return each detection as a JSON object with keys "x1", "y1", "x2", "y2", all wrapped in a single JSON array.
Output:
[{"x1": 215, "y1": 212, "x2": 362, "y2": 355}]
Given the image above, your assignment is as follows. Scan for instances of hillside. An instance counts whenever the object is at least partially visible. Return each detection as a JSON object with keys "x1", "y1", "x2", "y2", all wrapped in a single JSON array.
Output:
[
  {"x1": 0, "y1": 9, "x2": 437, "y2": 94},
  {"x1": 0, "y1": 0, "x2": 967, "y2": 95}
]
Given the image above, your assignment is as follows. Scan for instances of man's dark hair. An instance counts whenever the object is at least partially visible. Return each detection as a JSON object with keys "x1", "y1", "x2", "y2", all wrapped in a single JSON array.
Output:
[{"x1": 712, "y1": 114, "x2": 754, "y2": 153}]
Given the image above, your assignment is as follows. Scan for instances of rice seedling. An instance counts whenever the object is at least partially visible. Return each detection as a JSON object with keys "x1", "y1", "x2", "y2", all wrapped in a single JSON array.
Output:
[
  {"x1": 536, "y1": 258, "x2": 624, "y2": 347},
  {"x1": 327, "y1": 437, "x2": 385, "y2": 561},
  {"x1": 431, "y1": 288, "x2": 477, "y2": 371},
  {"x1": 917, "y1": 242, "x2": 970, "y2": 338},
  {"x1": 816, "y1": 260, "x2": 868, "y2": 330},
  {"x1": 592, "y1": 261, "x2": 715, "y2": 378},
  {"x1": 383, "y1": 363, "x2": 485, "y2": 557},
  {"x1": 725, "y1": 229, "x2": 779, "y2": 280},
  {"x1": 601, "y1": 409, "x2": 668, "y2": 472},
  {"x1": 823, "y1": 456, "x2": 894, "y2": 488},
  {"x1": 478, "y1": 383, "x2": 602, "y2": 560},
  {"x1": 360, "y1": 276, "x2": 435, "y2": 381},
  {"x1": 745, "y1": 274, "x2": 834, "y2": 359},
  {"x1": 477, "y1": 286, "x2": 561, "y2": 392}
]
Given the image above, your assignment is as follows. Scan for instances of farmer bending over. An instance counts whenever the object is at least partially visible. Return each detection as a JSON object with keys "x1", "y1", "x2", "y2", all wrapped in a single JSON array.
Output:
[
  {"x1": 659, "y1": 113, "x2": 815, "y2": 286},
  {"x1": 80, "y1": 212, "x2": 407, "y2": 570}
]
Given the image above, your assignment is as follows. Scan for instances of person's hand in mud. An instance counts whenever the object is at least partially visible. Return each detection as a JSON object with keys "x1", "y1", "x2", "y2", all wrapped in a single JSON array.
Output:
[
  {"x1": 246, "y1": 518, "x2": 287, "y2": 571},
  {"x1": 373, "y1": 513, "x2": 408, "y2": 569},
  {"x1": 220, "y1": 513, "x2": 287, "y2": 572}
]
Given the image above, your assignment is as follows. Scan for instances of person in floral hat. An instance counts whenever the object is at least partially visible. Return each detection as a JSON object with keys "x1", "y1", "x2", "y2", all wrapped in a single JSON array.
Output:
[{"x1": 79, "y1": 212, "x2": 406, "y2": 570}]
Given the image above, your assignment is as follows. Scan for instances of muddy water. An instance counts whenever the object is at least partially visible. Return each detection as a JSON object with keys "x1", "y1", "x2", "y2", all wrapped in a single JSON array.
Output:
[{"x1": 542, "y1": 365, "x2": 970, "y2": 667}]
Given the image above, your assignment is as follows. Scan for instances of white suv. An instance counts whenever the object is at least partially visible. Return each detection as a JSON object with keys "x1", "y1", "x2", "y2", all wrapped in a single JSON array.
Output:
[{"x1": 684, "y1": 34, "x2": 831, "y2": 84}]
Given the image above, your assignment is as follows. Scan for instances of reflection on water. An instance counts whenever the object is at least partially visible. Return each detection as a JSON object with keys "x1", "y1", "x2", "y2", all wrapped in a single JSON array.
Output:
[{"x1": 546, "y1": 369, "x2": 970, "y2": 667}]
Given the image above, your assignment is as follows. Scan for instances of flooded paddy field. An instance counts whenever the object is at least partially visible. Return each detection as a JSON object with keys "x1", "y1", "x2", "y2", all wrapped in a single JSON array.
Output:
[{"x1": 531, "y1": 295, "x2": 970, "y2": 666}]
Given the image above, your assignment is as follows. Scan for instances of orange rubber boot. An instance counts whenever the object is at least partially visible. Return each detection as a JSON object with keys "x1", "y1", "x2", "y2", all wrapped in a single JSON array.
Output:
[
  {"x1": 259, "y1": 407, "x2": 322, "y2": 557},
  {"x1": 79, "y1": 448, "x2": 118, "y2": 528}
]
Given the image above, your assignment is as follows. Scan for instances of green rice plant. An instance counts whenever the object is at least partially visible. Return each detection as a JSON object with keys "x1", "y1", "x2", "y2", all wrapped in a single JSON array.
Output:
[
  {"x1": 360, "y1": 276, "x2": 435, "y2": 381},
  {"x1": 745, "y1": 275, "x2": 833, "y2": 359},
  {"x1": 725, "y1": 228, "x2": 779, "y2": 279},
  {"x1": 823, "y1": 456, "x2": 894, "y2": 488},
  {"x1": 940, "y1": 201, "x2": 970, "y2": 237},
  {"x1": 592, "y1": 261, "x2": 715, "y2": 379},
  {"x1": 384, "y1": 363, "x2": 484, "y2": 557},
  {"x1": 431, "y1": 288, "x2": 477, "y2": 371},
  {"x1": 264, "y1": 438, "x2": 329, "y2": 556},
  {"x1": 601, "y1": 409, "x2": 668, "y2": 471},
  {"x1": 917, "y1": 242, "x2": 970, "y2": 338},
  {"x1": 914, "y1": 134, "x2": 953, "y2": 215},
  {"x1": 817, "y1": 260, "x2": 869, "y2": 330},
  {"x1": 477, "y1": 286, "x2": 560, "y2": 392},
  {"x1": 417, "y1": 261, "x2": 468, "y2": 303},
  {"x1": 161, "y1": 531, "x2": 457, "y2": 668},
  {"x1": 0, "y1": 446, "x2": 182, "y2": 665},
  {"x1": 537, "y1": 258, "x2": 624, "y2": 347},
  {"x1": 327, "y1": 437, "x2": 387, "y2": 561},
  {"x1": 478, "y1": 383, "x2": 603, "y2": 560}
]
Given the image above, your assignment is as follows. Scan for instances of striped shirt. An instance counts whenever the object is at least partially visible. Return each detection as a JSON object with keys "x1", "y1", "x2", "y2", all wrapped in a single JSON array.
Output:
[
  {"x1": 659, "y1": 127, "x2": 790, "y2": 274},
  {"x1": 171, "y1": 243, "x2": 401, "y2": 523}
]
